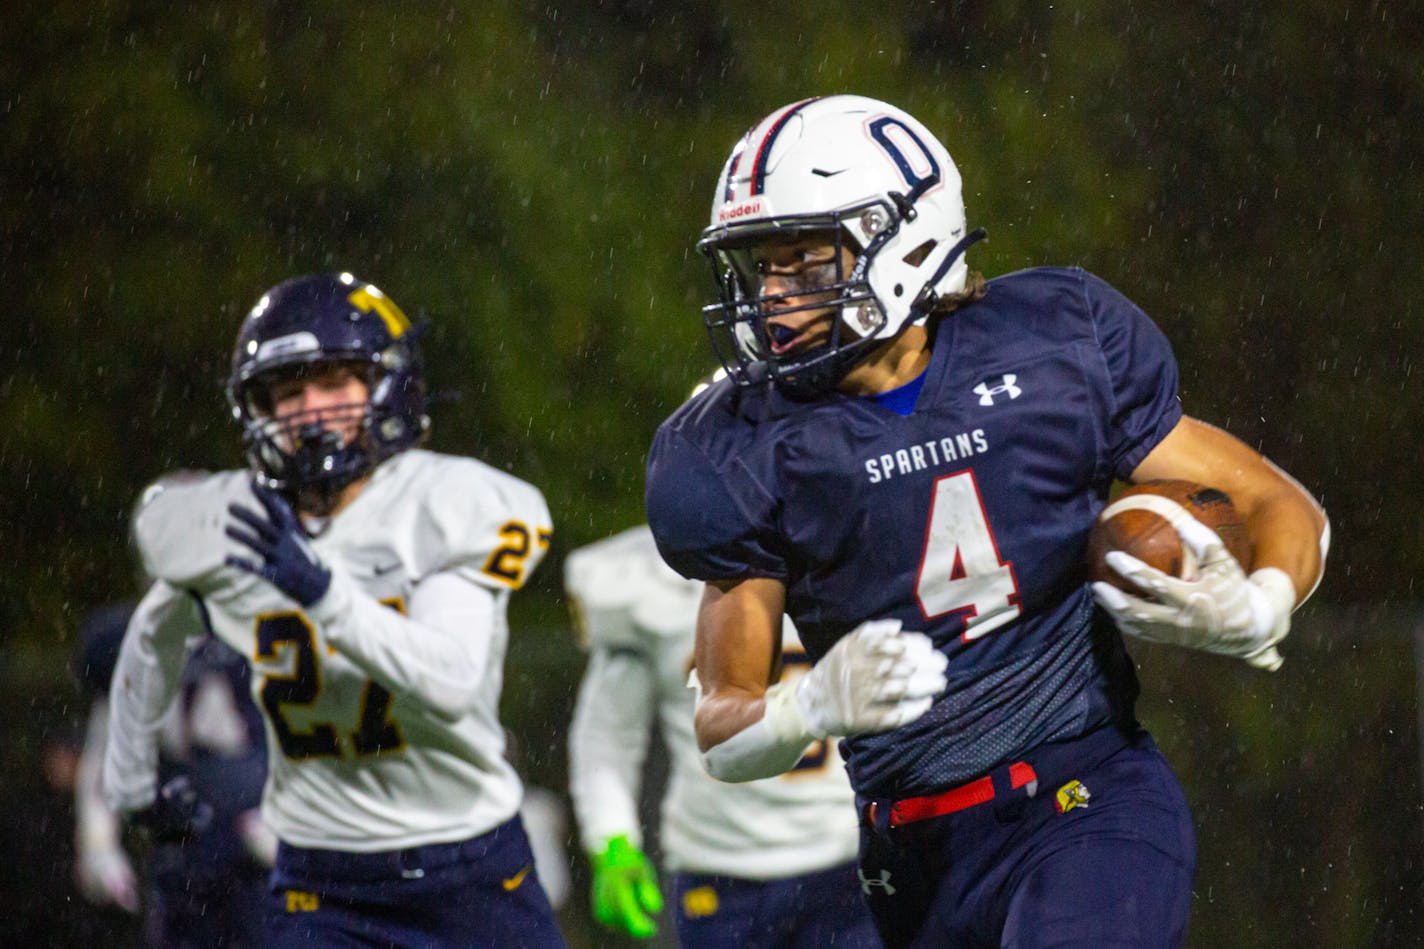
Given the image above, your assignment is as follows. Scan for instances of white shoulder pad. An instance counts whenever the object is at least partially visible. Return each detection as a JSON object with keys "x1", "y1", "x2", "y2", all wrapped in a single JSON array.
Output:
[
  {"x1": 378, "y1": 451, "x2": 553, "y2": 591},
  {"x1": 132, "y1": 471, "x2": 254, "y2": 591},
  {"x1": 565, "y1": 525, "x2": 701, "y2": 649}
]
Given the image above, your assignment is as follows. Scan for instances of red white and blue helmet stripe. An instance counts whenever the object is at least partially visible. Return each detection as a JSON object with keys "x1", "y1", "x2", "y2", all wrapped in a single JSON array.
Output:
[{"x1": 723, "y1": 97, "x2": 823, "y2": 202}]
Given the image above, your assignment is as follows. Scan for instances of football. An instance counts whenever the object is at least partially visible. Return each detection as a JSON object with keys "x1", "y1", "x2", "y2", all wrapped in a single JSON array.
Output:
[{"x1": 1087, "y1": 480, "x2": 1252, "y2": 592}]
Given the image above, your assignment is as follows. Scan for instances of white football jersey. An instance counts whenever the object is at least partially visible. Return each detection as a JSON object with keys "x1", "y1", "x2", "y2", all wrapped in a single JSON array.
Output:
[
  {"x1": 107, "y1": 449, "x2": 552, "y2": 852},
  {"x1": 566, "y1": 526, "x2": 860, "y2": 879}
]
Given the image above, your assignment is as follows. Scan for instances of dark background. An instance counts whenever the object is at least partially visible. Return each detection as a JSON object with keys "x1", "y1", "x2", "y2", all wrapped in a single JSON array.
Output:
[{"x1": 3, "y1": 2, "x2": 1420, "y2": 946}]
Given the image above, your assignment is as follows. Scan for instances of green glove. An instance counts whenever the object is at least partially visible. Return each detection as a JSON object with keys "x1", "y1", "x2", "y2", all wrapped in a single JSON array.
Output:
[{"x1": 590, "y1": 834, "x2": 663, "y2": 938}]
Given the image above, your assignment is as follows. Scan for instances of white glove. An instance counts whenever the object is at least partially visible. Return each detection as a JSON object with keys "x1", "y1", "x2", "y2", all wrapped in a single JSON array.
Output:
[
  {"x1": 1092, "y1": 517, "x2": 1296, "y2": 671},
  {"x1": 75, "y1": 845, "x2": 139, "y2": 913},
  {"x1": 793, "y1": 618, "x2": 948, "y2": 737}
]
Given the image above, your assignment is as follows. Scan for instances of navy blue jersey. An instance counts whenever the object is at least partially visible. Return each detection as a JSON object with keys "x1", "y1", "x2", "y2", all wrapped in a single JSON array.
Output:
[
  {"x1": 646, "y1": 267, "x2": 1182, "y2": 797},
  {"x1": 76, "y1": 600, "x2": 268, "y2": 870},
  {"x1": 166, "y1": 634, "x2": 269, "y2": 864},
  {"x1": 75, "y1": 600, "x2": 139, "y2": 697}
]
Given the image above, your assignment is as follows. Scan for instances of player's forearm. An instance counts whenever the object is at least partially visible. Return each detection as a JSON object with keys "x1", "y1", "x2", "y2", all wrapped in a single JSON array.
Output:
[
  {"x1": 693, "y1": 685, "x2": 769, "y2": 752},
  {"x1": 77, "y1": 704, "x2": 125, "y2": 851},
  {"x1": 568, "y1": 650, "x2": 655, "y2": 850},
  {"x1": 692, "y1": 577, "x2": 812, "y2": 780},
  {"x1": 102, "y1": 584, "x2": 193, "y2": 813},
  {"x1": 1136, "y1": 416, "x2": 1328, "y2": 603},
  {"x1": 569, "y1": 768, "x2": 645, "y2": 853},
  {"x1": 310, "y1": 569, "x2": 494, "y2": 720},
  {"x1": 694, "y1": 681, "x2": 816, "y2": 782},
  {"x1": 692, "y1": 576, "x2": 788, "y2": 753},
  {"x1": 1244, "y1": 484, "x2": 1329, "y2": 604}
]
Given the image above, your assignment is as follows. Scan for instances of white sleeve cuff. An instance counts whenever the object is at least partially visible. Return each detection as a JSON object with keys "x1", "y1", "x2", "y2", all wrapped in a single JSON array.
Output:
[
  {"x1": 306, "y1": 568, "x2": 354, "y2": 628},
  {"x1": 699, "y1": 680, "x2": 818, "y2": 783}
]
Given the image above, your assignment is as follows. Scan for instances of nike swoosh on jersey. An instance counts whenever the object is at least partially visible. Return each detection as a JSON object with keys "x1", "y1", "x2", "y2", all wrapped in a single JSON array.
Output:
[{"x1": 502, "y1": 865, "x2": 532, "y2": 891}]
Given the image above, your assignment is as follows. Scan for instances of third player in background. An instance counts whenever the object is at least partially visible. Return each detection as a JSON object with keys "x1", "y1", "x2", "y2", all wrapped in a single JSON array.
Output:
[{"x1": 567, "y1": 524, "x2": 880, "y2": 948}]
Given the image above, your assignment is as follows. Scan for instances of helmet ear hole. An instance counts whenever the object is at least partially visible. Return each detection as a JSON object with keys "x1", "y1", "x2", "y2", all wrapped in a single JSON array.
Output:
[{"x1": 903, "y1": 240, "x2": 937, "y2": 267}]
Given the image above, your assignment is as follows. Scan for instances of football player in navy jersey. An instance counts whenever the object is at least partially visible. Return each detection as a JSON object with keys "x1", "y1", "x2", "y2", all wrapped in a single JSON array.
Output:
[
  {"x1": 645, "y1": 95, "x2": 1329, "y2": 948},
  {"x1": 75, "y1": 595, "x2": 274, "y2": 948}
]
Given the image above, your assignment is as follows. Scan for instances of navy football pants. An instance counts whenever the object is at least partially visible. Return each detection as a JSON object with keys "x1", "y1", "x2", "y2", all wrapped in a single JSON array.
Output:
[
  {"x1": 857, "y1": 727, "x2": 1195, "y2": 948},
  {"x1": 672, "y1": 860, "x2": 881, "y2": 949},
  {"x1": 145, "y1": 847, "x2": 266, "y2": 948},
  {"x1": 264, "y1": 815, "x2": 567, "y2": 948}
]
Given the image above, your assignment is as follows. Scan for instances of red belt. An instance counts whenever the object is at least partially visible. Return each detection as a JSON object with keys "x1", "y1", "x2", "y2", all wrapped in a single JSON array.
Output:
[{"x1": 867, "y1": 761, "x2": 1038, "y2": 827}]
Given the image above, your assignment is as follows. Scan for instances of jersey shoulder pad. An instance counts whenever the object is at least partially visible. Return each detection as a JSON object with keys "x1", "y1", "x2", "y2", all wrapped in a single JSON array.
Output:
[
  {"x1": 646, "y1": 393, "x2": 788, "y2": 583},
  {"x1": 976, "y1": 267, "x2": 1093, "y2": 336},
  {"x1": 986, "y1": 267, "x2": 1178, "y2": 477},
  {"x1": 384, "y1": 450, "x2": 553, "y2": 590},
  {"x1": 565, "y1": 525, "x2": 699, "y2": 649},
  {"x1": 985, "y1": 264, "x2": 1089, "y2": 295},
  {"x1": 985, "y1": 266, "x2": 1139, "y2": 333},
  {"x1": 132, "y1": 470, "x2": 253, "y2": 591}
]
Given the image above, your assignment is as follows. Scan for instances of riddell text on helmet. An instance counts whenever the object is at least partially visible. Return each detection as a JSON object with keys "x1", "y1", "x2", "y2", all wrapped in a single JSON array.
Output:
[{"x1": 718, "y1": 200, "x2": 764, "y2": 221}]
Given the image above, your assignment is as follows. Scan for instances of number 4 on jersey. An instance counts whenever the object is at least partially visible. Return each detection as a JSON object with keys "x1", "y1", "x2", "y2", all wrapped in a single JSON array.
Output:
[{"x1": 915, "y1": 471, "x2": 1021, "y2": 639}]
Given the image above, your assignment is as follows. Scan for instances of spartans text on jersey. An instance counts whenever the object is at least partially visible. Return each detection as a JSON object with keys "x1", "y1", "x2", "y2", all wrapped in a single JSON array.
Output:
[{"x1": 864, "y1": 428, "x2": 989, "y2": 484}]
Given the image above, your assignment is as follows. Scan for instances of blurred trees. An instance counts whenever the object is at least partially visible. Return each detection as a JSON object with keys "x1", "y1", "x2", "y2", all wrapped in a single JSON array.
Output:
[{"x1": 2, "y1": 1, "x2": 1420, "y2": 946}]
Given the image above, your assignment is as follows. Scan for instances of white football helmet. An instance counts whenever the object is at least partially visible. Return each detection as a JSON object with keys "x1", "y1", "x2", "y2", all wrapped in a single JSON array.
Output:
[{"x1": 698, "y1": 95, "x2": 981, "y2": 396}]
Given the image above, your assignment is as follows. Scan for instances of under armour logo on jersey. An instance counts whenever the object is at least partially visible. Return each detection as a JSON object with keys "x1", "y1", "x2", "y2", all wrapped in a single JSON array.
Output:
[
  {"x1": 974, "y1": 374, "x2": 1022, "y2": 406},
  {"x1": 858, "y1": 868, "x2": 896, "y2": 895}
]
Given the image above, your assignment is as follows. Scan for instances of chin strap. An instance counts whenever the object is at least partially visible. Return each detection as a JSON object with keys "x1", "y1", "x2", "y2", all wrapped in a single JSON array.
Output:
[{"x1": 912, "y1": 227, "x2": 988, "y2": 316}]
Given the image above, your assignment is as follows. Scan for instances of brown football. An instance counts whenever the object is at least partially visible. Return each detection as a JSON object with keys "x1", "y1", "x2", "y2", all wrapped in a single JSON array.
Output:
[{"x1": 1087, "y1": 480, "x2": 1252, "y2": 593}]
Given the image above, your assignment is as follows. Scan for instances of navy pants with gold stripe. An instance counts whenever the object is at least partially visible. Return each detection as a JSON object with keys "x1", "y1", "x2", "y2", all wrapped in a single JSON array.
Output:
[
  {"x1": 265, "y1": 815, "x2": 566, "y2": 948},
  {"x1": 672, "y1": 860, "x2": 880, "y2": 949}
]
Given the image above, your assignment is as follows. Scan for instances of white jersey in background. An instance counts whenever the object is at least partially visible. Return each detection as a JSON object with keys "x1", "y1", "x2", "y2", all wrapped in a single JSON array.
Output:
[
  {"x1": 105, "y1": 449, "x2": 552, "y2": 852},
  {"x1": 566, "y1": 525, "x2": 860, "y2": 879}
]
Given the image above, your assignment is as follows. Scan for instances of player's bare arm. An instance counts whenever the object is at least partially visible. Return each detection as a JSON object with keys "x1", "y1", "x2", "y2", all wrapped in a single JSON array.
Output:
[
  {"x1": 1130, "y1": 415, "x2": 1328, "y2": 599},
  {"x1": 694, "y1": 576, "x2": 948, "y2": 782},
  {"x1": 1096, "y1": 414, "x2": 1329, "y2": 670},
  {"x1": 692, "y1": 576, "x2": 786, "y2": 753}
]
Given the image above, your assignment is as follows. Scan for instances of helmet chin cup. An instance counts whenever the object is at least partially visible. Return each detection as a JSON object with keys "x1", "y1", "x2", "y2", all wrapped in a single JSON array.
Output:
[{"x1": 289, "y1": 423, "x2": 355, "y2": 484}]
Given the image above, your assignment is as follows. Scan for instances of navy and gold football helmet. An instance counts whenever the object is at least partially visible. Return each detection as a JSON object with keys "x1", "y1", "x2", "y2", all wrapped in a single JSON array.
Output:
[{"x1": 227, "y1": 273, "x2": 428, "y2": 509}]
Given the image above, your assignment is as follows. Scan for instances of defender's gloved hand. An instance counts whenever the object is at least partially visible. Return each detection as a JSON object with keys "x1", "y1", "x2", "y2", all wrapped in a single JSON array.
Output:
[
  {"x1": 794, "y1": 618, "x2": 948, "y2": 738},
  {"x1": 590, "y1": 835, "x2": 663, "y2": 939},
  {"x1": 1092, "y1": 517, "x2": 1296, "y2": 671},
  {"x1": 129, "y1": 775, "x2": 214, "y2": 845},
  {"x1": 225, "y1": 483, "x2": 332, "y2": 607}
]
